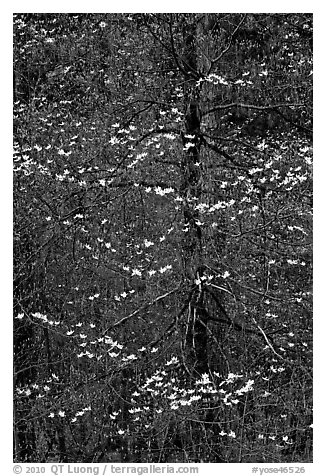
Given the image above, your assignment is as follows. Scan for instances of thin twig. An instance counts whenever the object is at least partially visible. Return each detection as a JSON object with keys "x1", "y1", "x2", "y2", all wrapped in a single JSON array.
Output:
[{"x1": 102, "y1": 286, "x2": 180, "y2": 335}]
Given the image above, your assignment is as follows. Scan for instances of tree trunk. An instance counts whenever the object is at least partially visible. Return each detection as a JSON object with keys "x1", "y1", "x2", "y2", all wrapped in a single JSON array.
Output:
[{"x1": 180, "y1": 18, "x2": 209, "y2": 378}]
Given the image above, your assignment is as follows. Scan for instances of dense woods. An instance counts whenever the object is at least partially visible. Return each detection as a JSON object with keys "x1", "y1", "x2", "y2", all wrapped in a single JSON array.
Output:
[{"x1": 13, "y1": 13, "x2": 312, "y2": 463}]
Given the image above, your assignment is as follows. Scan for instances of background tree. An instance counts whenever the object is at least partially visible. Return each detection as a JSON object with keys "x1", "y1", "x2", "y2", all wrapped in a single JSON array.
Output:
[{"x1": 14, "y1": 13, "x2": 312, "y2": 463}]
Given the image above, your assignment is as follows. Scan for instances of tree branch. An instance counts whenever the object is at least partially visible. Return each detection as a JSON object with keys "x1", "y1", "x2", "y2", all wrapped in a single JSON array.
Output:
[
  {"x1": 102, "y1": 286, "x2": 181, "y2": 335},
  {"x1": 208, "y1": 15, "x2": 246, "y2": 74},
  {"x1": 203, "y1": 102, "x2": 304, "y2": 117}
]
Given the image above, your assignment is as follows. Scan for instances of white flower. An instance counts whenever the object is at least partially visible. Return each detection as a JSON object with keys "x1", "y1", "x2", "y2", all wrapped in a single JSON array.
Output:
[
  {"x1": 287, "y1": 259, "x2": 298, "y2": 265},
  {"x1": 166, "y1": 357, "x2": 179, "y2": 366},
  {"x1": 132, "y1": 268, "x2": 142, "y2": 276},
  {"x1": 190, "y1": 395, "x2": 201, "y2": 402}
]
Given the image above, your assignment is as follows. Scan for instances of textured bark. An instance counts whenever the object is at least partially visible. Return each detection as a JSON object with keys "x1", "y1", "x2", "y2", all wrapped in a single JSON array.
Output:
[{"x1": 179, "y1": 19, "x2": 209, "y2": 377}]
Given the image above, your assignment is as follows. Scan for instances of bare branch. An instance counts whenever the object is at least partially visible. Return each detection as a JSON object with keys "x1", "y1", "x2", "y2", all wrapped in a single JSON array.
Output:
[
  {"x1": 203, "y1": 102, "x2": 304, "y2": 117},
  {"x1": 251, "y1": 317, "x2": 285, "y2": 360},
  {"x1": 208, "y1": 15, "x2": 246, "y2": 74},
  {"x1": 102, "y1": 286, "x2": 181, "y2": 334}
]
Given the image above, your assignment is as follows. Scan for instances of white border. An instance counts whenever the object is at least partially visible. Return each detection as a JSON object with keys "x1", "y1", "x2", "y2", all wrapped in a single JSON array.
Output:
[
  {"x1": 3, "y1": 4, "x2": 324, "y2": 474},
  {"x1": 6, "y1": 2, "x2": 319, "y2": 13}
]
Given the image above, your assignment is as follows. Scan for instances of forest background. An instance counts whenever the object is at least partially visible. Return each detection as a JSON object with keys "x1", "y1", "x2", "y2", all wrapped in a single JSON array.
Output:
[{"x1": 3, "y1": 3, "x2": 324, "y2": 470}]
